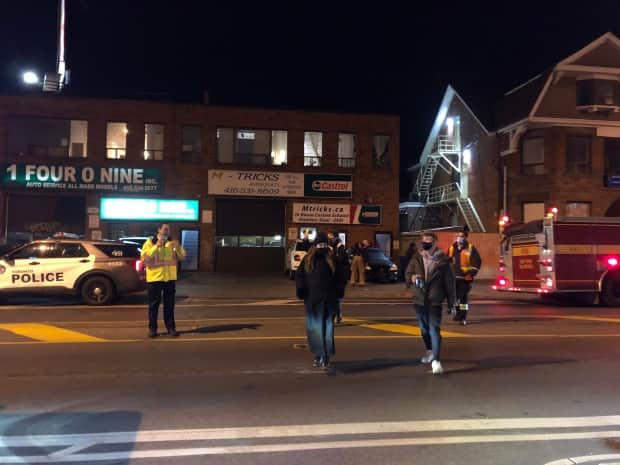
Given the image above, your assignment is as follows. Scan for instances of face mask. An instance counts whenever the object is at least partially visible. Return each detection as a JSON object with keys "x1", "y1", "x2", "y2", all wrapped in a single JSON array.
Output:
[
  {"x1": 457, "y1": 237, "x2": 465, "y2": 245},
  {"x1": 422, "y1": 242, "x2": 433, "y2": 251}
]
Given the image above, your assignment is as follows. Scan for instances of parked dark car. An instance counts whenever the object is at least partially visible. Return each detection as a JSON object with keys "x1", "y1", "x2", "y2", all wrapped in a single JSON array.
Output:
[{"x1": 364, "y1": 247, "x2": 399, "y2": 283}]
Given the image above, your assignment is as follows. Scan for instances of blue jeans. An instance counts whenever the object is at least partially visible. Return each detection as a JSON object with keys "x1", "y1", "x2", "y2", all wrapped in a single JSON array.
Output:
[
  {"x1": 305, "y1": 301, "x2": 336, "y2": 357},
  {"x1": 415, "y1": 304, "x2": 442, "y2": 361}
]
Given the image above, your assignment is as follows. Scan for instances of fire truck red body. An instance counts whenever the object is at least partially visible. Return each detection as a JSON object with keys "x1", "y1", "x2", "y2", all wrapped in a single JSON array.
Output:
[{"x1": 495, "y1": 216, "x2": 620, "y2": 306}]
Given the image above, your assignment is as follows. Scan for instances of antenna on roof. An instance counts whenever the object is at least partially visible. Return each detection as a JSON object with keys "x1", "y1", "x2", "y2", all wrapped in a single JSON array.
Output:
[{"x1": 43, "y1": 0, "x2": 69, "y2": 92}]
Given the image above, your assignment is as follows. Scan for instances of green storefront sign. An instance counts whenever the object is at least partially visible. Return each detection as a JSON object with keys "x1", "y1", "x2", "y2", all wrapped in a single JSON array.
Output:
[
  {"x1": 100, "y1": 198, "x2": 199, "y2": 221},
  {"x1": 1, "y1": 163, "x2": 163, "y2": 194}
]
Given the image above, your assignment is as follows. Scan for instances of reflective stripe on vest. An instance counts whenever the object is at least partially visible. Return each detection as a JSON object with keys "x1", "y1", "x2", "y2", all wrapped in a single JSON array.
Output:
[{"x1": 449, "y1": 243, "x2": 476, "y2": 274}]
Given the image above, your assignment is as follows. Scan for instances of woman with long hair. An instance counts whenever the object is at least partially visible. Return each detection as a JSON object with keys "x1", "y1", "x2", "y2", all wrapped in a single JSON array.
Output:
[{"x1": 295, "y1": 232, "x2": 347, "y2": 369}]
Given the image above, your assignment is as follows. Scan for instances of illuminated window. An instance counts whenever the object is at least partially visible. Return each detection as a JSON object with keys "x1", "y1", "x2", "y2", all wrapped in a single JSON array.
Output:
[
  {"x1": 522, "y1": 202, "x2": 545, "y2": 223},
  {"x1": 271, "y1": 130, "x2": 288, "y2": 165},
  {"x1": 565, "y1": 202, "x2": 591, "y2": 217},
  {"x1": 106, "y1": 122, "x2": 127, "y2": 159},
  {"x1": 144, "y1": 123, "x2": 164, "y2": 160},
  {"x1": 304, "y1": 132, "x2": 323, "y2": 167},
  {"x1": 373, "y1": 135, "x2": 391, "y2": 167}
]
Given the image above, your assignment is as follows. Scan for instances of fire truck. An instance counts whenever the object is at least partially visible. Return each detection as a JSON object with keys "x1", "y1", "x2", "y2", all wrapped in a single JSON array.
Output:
[{"x1": 495, "y1": 216, "x2": 620, "y2": 306}]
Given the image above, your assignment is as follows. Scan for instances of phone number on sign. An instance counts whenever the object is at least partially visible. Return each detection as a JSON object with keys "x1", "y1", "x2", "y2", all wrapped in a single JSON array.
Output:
[{"x1": 223, "y1": 187, "x2": 281, "y2": 195}]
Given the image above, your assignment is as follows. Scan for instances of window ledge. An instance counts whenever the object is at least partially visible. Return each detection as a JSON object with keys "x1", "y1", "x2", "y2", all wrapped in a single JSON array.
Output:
[{"x1": 576, "y1": 104, "x2": 620, "y2": 113}]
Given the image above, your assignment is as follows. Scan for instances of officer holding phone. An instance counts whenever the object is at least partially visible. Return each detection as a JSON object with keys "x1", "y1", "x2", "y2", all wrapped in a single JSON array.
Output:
[{"x1": 141, "y1": 223, "x2": 186, "y2": 338}]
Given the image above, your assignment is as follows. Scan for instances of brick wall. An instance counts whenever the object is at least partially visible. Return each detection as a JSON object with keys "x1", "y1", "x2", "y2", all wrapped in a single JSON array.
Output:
[{"x1": 0, "y1": 95, "x2": 400, "y2": 270}]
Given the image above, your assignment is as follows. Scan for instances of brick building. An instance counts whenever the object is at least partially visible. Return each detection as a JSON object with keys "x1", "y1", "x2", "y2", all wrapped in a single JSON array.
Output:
[
  {"x1": 407, "y1": 32, "x2": 620, "y2": 232},
  {"x1": 0, "y1": 94, "x2": 400, "y2": 272}
]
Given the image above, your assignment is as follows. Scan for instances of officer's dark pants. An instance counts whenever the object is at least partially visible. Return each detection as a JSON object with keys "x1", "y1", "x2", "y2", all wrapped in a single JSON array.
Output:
[
  {"x1": 148, "y1": 281, "x2": 176, "y2": 332},
  {"x1": 415, "y1": 304, "x2": 443, "y2": 361},
  {"x1": 455, "y1": 279, "x2": 472, "y2": 321}
]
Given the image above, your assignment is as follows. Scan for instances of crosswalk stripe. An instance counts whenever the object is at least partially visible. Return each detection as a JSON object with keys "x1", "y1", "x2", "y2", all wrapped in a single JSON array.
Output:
[
  {"x1": 3, "y1": 415, "x2": 620, "y2": 462},
  {"x1": 0, "y1": 323, "x2": 107, "y2": 343}
]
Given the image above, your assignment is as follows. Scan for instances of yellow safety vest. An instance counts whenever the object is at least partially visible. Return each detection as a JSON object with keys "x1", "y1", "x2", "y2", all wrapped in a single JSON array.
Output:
[
  {"x1": 448, "y1": 243, "x2": 475, "y2": 274},
  {"x1": 141, "y1": 239, "x2": 186, "y2": 283}
]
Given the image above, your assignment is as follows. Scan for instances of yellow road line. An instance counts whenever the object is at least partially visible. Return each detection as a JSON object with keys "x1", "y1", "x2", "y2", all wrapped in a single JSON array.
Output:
[
  {"x1": 555, "y1": 315, "x2": 620, "y2": 324},
  {"x1": 346, "y1": 318, "x2": 469, "y2": 338},
  {"x1": 0, "y1": 323, "x2": 107, "y2": 343},
  {"x1": 3, "y1": 333, "x2": 620, "y2": 346}
]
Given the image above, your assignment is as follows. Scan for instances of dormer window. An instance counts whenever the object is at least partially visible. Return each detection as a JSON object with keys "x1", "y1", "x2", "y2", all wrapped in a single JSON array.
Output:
[{"x1": 577, "y1": 77, "x2": 620, "y2": 110}]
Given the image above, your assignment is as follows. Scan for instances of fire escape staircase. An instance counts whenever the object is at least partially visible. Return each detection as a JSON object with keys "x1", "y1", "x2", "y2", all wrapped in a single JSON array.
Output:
[{"x1": 413, "y1": 136, "x2": 486, "y2": 233}]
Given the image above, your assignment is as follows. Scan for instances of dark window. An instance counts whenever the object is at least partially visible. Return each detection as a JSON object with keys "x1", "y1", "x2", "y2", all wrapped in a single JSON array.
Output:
[
  {"x1": 8, "y1": 117, "x2": 88, "y2": 158},
  {"x1": 182, "y1": 126, "x2": 202, "y2": 163},
  {"x1": 10, "y1": 243, "x2": 53, "y2": 259},
  {"x1": 566, "y1": 136, "x2": 591, "y2": 174},
  {"x1": 373, "y1": 135, "x2": 391, "y2": 167},
  {"x1": 144, "y1": 123, "x2": 164, "y2": 160},
  {"x1": 604, "y1": 138, "x2": 620, "y2": 176},
  {"x1": 57, "y1": 243, "x2": 89, "y2": 258},
  {"x1": 577, "y1": 79, "x2": 620, "y2": 106},
  {"x1": 338, "y1": 133, "x2": 357, "y2": 168},
  {"x1": 93, "y1": 244, "x2": 140, "y2": 258},
  {"x1": 522, "y1": 138, "x2": 545, "y2": 175},
  {"x1": 217, "y1": 128, "x2": 284, "y2": 165}
]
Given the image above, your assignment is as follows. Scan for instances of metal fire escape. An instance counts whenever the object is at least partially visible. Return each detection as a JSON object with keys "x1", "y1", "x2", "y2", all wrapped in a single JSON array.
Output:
[{"x1": 413, "y1": 132, "x2": 486, "y2": 233}]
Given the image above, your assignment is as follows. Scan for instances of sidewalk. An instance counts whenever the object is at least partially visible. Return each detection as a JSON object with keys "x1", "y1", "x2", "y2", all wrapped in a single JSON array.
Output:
[{"x1": 176, "y1": 272, "x2": 503, "y2": 301}]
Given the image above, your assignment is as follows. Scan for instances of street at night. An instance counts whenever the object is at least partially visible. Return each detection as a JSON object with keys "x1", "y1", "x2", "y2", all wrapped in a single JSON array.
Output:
[
  {"x1": 4, "y1": 1, "x2": 620, "y2": 464},
  {"x1": 2, "y1": 288, "x2": 620, "y2": 465}
]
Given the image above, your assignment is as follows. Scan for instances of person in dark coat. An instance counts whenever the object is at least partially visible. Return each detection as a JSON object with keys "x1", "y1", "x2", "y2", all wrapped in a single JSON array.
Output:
[
  {"x1": 405, "y1": 231, "x2": 457, "y2": 375},
  {"x1": 296, "y1": 232, "x2": 347, "y2": 369}
]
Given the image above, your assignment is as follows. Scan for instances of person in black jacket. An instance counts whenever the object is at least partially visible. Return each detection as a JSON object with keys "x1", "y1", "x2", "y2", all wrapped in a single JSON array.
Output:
[
  {"x1": 328, "y1": 231, "x2": 350, "y2": 324},
  {"x1": 447, "y1": 230, "x2": 482, "y2": 326},
  {"x1": 296, "y1": 232, "x2": 347, "y2": 369},
  {"x1": 405, "y1": 232, "x2": 457, "y2": 375}
]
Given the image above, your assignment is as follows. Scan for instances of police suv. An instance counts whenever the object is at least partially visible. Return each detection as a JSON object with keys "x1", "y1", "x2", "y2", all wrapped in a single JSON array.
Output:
[{"x1": 0, "y1": 239, "x2": 146, "y2": 305}]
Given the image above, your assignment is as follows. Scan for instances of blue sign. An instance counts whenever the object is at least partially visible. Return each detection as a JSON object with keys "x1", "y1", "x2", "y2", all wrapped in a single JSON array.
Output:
[{"x1": 606, "y1": 175, "x2": 620, "y2": 188}]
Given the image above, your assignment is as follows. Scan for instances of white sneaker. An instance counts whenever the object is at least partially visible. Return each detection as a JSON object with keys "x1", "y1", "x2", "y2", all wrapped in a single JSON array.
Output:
[
  {"x1": 431, "y1": 360, "x2": 444, "y2": 375},
  {"x1": 420, "y1": 350, "x2": 434, "y2": 364}
]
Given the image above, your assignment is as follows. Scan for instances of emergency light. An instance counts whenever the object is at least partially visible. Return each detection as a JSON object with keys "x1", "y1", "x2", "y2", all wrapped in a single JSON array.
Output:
[{"x1": 607, "y1": 257, "x2": 619, "y2": 268}]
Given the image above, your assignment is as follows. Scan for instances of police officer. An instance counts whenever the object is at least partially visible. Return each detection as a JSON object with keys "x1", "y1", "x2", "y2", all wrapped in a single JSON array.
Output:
[
  {"x1": 141, "y1": 223, "x2": 186, "y2": 338},
  {"x1": 448, "y1": 229, "x2": 482, "y2": 326}
]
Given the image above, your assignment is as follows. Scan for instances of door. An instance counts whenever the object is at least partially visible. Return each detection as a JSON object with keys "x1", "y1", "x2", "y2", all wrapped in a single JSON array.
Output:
[
  {"x1": 181, "y1": 229, "x2": 200, "y2": 271},
  {"x1": 1, "y1": 242, "x2": 92, "y2": 290},
  {"x1": 374, "y1": 232, "x2": 392, "y2": 258}
]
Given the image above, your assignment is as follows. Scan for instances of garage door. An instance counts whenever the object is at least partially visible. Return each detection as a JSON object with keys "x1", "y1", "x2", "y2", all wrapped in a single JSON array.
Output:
[{"x1": 215, "y1": 199, "x2": 285, "y2": 272}]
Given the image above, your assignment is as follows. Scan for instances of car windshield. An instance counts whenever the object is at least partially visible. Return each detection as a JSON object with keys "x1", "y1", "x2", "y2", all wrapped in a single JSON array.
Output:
[{"x1": 368, "y1": 249, "x2": 390, "y2": 262}]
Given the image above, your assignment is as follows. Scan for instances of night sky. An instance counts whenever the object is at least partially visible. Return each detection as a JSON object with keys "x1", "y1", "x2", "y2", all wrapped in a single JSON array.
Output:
[{"x1": 2, "y1": 1, "x2": 620, "y2": 199}]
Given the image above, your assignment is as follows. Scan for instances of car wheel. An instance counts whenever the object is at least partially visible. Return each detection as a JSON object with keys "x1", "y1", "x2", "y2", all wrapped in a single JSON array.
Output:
[
  {"x1": 81, "y1": 276, "x2": 116, "y2": 306},
  {"x1": 602, "y1": 273, "x2": 620, "y2": 307}
]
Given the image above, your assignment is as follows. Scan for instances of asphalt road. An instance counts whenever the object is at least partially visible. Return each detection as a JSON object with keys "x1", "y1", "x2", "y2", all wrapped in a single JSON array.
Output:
[{"x1": 1, "y1": 294, "x2": 620, "y2": 465}]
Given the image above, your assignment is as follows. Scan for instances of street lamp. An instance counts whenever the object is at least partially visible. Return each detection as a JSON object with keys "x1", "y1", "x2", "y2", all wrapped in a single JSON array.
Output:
[{"x1": 22, "y1": 71, "x2": 40, "y2": 85}]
